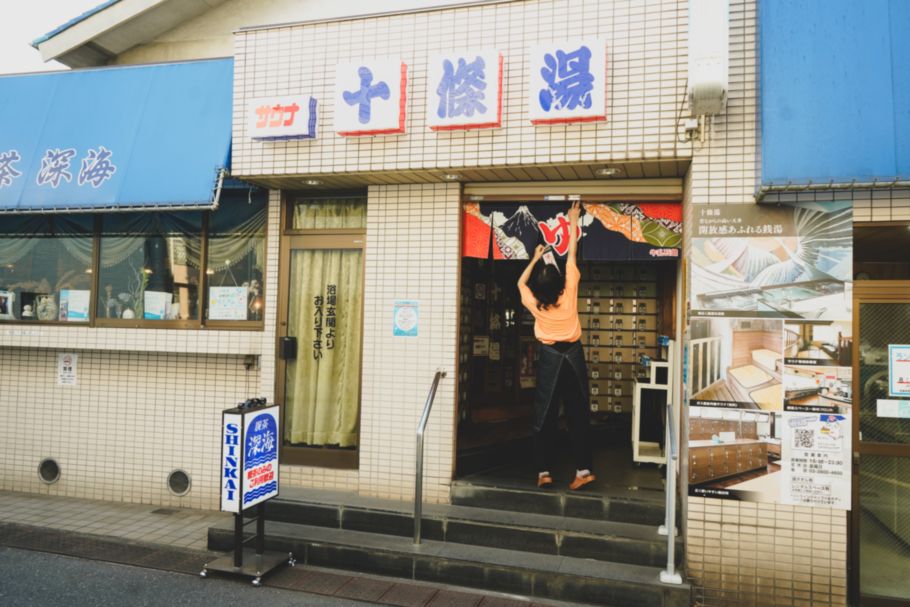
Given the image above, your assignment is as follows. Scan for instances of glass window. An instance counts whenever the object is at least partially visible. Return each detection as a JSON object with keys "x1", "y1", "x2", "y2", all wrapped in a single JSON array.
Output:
[
  {"x1": 292, "y1": 198, "x2": 366, "y2": 230},
  {"x1": 97, "y1": 213, "x2": 203, "y2": 321},
  {"x1": 205, "y1": 194, "x2": 267, "y2": 322},
  {"x1": 0, "y1": 215, "x2": 93, "y2": 323}
]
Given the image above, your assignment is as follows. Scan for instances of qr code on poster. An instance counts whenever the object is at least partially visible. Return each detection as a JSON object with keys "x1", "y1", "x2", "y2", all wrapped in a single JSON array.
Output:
[{"x1": 793, "y1": 428, "x2": 814, "y2": 449}]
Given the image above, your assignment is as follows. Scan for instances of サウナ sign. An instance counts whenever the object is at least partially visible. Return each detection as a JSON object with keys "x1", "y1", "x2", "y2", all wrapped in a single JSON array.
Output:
[{"x1": 247, "y1": 96, "x2": 317, "y2": 140}]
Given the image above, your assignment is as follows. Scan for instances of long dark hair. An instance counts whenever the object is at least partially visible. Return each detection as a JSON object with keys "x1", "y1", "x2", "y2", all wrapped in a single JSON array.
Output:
[{"x1": 531, "y1": 263, "x2": 566, "y2": 310}]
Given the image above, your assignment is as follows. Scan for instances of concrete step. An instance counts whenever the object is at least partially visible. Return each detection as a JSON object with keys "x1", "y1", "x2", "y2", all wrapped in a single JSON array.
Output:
[
  {"x1": 263, "y1": 488, "x2": 681, "y2": 568},
  {"x1": 450, "y1": 479, "x2": 670, "y2": 527},
  {"x1": 208, "y1": 520, "x2": 690, "y2": 607}
]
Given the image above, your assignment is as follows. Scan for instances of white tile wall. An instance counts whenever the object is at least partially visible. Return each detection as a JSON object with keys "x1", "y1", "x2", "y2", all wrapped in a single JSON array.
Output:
[
  {"x1": 0, "y1": 348, "x2": 258, "y2": 509},
  {"x1": 358, "y1": 183, "x2": 460, "y2": 503},
  {"x1": 763, "y1": 188, "x2": 910, "y2": 223},
  {"x1": 231, "y1": 0, "x2": 691, "y2": 178}
]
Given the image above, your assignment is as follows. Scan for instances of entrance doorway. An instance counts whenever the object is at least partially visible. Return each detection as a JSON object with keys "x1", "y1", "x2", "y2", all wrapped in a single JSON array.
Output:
[
  {"x1": 455, "y1": 198, "x2": 681, "y2": 496},
  {"x1": 851, "y1": 281, "x2": 910, "y2": 606},
  {"x1": 275, "y1": 195, "x2": 366, "y2": 469}
]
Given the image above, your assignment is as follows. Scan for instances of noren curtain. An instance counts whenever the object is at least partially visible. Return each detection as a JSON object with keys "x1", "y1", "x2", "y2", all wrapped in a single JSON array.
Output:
[{"x1": 284, "y1": 248, "x2": 363, "y2": 447}]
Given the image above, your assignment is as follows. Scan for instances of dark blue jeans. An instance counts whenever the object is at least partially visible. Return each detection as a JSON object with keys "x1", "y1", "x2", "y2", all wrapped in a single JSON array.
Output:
[{"x1": 533, "y1": 341, "x2": 593, "y2": 473}]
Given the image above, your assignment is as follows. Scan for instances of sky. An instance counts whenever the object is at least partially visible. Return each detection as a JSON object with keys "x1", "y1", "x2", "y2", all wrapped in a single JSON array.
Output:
[{"x1": 0, "y1": 0, "x2": 102, "y2": 75}]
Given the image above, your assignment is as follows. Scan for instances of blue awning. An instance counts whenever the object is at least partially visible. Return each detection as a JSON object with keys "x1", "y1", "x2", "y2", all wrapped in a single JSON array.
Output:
[{"x1": 0, "y1": 58, "x2": 233, "y2": 213}]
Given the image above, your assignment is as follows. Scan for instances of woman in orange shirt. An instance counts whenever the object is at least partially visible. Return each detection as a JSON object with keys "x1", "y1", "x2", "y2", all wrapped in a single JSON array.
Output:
[{"x1": 517, "y1": 201, "x2": 595, "y2": 490}]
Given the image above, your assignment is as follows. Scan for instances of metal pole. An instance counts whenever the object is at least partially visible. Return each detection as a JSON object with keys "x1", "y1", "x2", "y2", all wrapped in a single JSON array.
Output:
[
  {"x1": 414, "y1": 427, "x2": 425, "y2": 544},
  {"x1": 256, "y1": 503, "x2": 265, "y2": 555},
  {"x1": 233, "y1": 511, "x2": 243, "y2": 568},
  {"x1": 659, "y1": 340, "x2": 683, "y2": 585},
  {"x1": 414, "y1": 370, "x2": 445, "y2": 545}
]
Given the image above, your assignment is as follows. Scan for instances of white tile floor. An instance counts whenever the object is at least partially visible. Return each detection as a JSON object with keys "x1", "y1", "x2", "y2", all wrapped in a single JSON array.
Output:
[{"x1": 0, "y1": 491, "x2": 230, "y2": 551}]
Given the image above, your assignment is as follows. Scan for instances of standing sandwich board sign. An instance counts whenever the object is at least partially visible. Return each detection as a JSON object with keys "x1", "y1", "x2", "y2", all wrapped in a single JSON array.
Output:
[
  {"x1": 221, "y1": 402, "x2": 280, "y2": 513},
  {"x1": 206, "y1": 400, "x2": 291, "y2": 586}
]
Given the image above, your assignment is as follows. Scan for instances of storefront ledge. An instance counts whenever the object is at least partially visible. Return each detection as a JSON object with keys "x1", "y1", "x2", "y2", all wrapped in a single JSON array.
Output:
[{"x1": 0, "y1": 325, "x2": 263, "y2": 355}]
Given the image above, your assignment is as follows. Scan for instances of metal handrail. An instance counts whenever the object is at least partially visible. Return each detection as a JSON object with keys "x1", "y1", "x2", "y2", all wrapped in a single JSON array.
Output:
[
  {"x1": 659, "y1": 341, "x2": 683, "y2": 585},
  {"x1": 414, "y1": 369, "x2": 446, "y2": 545}
]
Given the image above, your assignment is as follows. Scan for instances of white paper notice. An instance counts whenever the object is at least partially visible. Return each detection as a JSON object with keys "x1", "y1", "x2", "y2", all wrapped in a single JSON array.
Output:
[
  {"x1": 57, "y1": 353, "x2": 77, "y2": 386},
  {"x1": 59, "y1": 289, "x2": 90, "y2": 322},
  {"x1": 143, "y1": 291, "x2": 171, "y2": 320},
  {"x1": 209, "y1": 286, "x2": 248, "y2": 321},
  {"x1": 889, "y1": 344, "x2": 910, "y2": 397},
  {"x1": 877, "y1": 399, "x2": 910, "y2": 419},
  {"x1": 781, "y1": 412, "x2": 851, "y2": 510}
]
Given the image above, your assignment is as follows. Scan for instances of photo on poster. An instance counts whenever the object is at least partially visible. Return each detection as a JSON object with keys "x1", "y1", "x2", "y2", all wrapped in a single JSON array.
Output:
[
  {"x1": 783, "y1": 364, "x2": 852, "y2": 413},
  {"x1": 783, "y1": 320, "x2": 853, "y2": 366},
  {"x1": 690, "y1": 201, "x2": 852, "y2": 319},
  {"x1": 688, "y1": 406, "x2": 783, "y2": 502},
  {"x1": 690, "y1": 317, "x2": 784, "y2": 411}
]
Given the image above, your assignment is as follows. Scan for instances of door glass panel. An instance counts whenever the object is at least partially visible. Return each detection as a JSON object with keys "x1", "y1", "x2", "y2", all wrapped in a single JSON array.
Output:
[
  {"x1": 284, "y1": 248, "x2": 362, "y2": 448},
  {"x1": 858, "y1": 303, "x2": 910, "y2": 444},
  {"x1": 859, "y1": 454, "x2": 910, "y2": 600}
]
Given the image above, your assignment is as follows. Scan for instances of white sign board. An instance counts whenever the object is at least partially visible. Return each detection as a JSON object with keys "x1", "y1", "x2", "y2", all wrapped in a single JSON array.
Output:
[
  {"x1": 426, "y1": 49, "x2": 503, "y2": 130},
  {"x1": 241, "y1": 408, "x2": 280, "y2": 509},
  {"x1": 781, "y1": 413, "x2": 851, "y2": 510},
  {"x1": 221, "y1": 406, "x2": 280, "y2": 513},
  {"x1": 56, "y1": 352, "x2": 77, "y2": 386},
  {"x1": 247, "y1": 95, "x2": 317, "y2": 140},
  {"x1": 888, "y1": 344, "x2": 910, "y2": 397},
  {"x1": 335, "y1": 59, "x2": 407, "y2": 136},
  {"x1": 528, "y1": 38, "x2": 607, "y2": 125},
  {"x1": 220, "y1": 412, "x2": 242, "y2": 513},
  {"x1": 209, "y1": 286, "x2": 248, "y2": 321}
]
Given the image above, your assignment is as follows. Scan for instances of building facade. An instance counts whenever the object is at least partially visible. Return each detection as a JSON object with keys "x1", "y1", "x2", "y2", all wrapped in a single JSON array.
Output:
[{"x1": 2, "y1": 1, "x2": 909, "y2": 605}]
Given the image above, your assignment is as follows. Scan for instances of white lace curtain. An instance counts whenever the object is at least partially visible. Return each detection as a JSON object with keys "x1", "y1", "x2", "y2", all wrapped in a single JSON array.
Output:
[{"x1": 0, "y1": 209, "x2": 266, "y2": 272}]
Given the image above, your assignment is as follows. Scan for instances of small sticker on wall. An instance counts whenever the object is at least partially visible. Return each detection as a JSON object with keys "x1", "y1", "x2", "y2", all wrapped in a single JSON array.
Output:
[
  {"x1": 57, "y1": 353, "x2": 77, "y2": 386},
  {"x1": 393, "y1": 300, "x2": 419, "y2": 337}
]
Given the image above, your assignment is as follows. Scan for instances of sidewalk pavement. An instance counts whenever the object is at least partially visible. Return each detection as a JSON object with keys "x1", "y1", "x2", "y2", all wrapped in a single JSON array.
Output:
[{"x1": 0, "y1": 490, "x2": 558, "y2": 607}]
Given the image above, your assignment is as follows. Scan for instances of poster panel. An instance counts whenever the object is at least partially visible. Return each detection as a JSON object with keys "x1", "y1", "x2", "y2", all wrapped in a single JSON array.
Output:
[
  {"x1": 690, "y1": 201, "x2": 852, "y2": 320},
  {"x1": 687, "y1": 201, "x2": 853, "y2": 508},
  {"x1": 780, "y1": 412, "x2": 851, "y2": 509}
]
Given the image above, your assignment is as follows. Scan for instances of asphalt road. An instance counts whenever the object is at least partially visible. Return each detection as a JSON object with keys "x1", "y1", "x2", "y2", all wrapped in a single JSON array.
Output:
[{"x1": 0, "y1": 547, "x2": 375, "y2": 607}]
